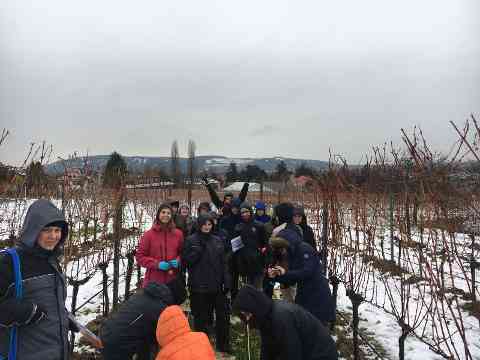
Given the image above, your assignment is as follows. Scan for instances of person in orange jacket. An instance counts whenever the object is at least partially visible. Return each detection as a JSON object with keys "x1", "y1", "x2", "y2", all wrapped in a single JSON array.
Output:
[{"x1": 155, "y1": 305, "x2": 216, "y2": 360}]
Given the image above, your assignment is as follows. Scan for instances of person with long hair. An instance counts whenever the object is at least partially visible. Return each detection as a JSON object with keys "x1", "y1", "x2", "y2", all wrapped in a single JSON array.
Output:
[{"x1": 136, "y1": 203, "x2": 184, "y2": 288}]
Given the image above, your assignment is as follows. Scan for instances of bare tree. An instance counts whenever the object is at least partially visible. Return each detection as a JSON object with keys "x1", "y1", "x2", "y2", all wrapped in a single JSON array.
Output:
[
  {"x1": 170, "y1": 140, "x2": 181, "y2": 188},
  {"x1": 187, "y1": 139, "x2": 196, "y2": 210}
]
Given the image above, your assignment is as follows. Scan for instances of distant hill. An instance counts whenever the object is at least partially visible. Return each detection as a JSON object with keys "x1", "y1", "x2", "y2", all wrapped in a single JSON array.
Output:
[{"x1": 45, "y1": 155, "x2": 330, "y2": 175}]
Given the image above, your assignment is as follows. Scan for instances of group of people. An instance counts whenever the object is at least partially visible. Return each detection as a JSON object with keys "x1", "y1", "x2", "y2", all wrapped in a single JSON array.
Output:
[
  {"x1": 0, "y1": 181, "x2": 338, "y2": 360},
  {"x1": 129, "y1": 181, "x2": 337, "y2": 359}
]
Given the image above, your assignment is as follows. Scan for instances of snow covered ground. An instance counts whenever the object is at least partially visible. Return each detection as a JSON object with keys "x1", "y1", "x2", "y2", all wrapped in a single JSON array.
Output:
[
  {"x1": 307, "y1": 206, "x2": 480, "y2": 360},
  {"x1": 1, "y1": 198, "x2": 479, "y2": 359}
]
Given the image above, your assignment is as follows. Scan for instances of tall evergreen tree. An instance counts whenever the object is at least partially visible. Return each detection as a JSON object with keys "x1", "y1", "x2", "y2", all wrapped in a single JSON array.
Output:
[
  {"x1": 103, "y1": 151, "x2": 127, "y2": 189},
  {"x1": 225, "y1": 161, "x2": 239, "y2": 183},
  {"x1": 170, "y1": 140, "x2": 181, "y2": 187},
  {"x1": 187, "y1": 140, "x2": 196, "y2": 209},
  {"x1": 274, "y1": 160, "x2": 290, "y2": 181},
  {"x1": 295, "y1": 162, "x2": 316, "y2": 177},
  {"x1": 240, "y1": 164, "x2": 267, "y2": 182}
]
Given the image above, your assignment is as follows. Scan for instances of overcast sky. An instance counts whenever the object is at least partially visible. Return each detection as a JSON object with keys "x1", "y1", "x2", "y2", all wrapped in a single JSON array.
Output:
[{"x1": 1, "y1": 0, "x2": 479, "y2": 166}]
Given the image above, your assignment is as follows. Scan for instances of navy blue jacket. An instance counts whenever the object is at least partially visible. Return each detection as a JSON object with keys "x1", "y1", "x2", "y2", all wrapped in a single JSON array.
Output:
[{"x1": 276, "y1": 227, "x2": 335, "y2": 323}]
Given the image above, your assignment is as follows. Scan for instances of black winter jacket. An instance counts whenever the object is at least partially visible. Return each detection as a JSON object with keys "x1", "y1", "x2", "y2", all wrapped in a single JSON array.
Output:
[
  {"x1": 299, "y1": 216, "x2": 317, "y2": 251},
  {"x1": 218, "y1": 213, "x2": 241, "y2": 240},
  {"x1": 233, "y1": 219, "x2": 268, "y2": 277},
  {"x1": 233, "y1": 285, "x2": 337, "y2": 360},
  {"x1": 182, "y1": 232, "x2": 231, "y2": 293},
  {"x1": 100, "y1": 282, "x2": 174, "y2": 358},
  {"x1": 261, "y1": 301, "x2": 338, "y2": 360},
  {"x1": 0, "y1": 199, "x2": 70, "y2": 360}
]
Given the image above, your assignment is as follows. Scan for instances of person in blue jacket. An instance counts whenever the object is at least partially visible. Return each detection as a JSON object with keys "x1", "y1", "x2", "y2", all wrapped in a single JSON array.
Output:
[
  {"x1": 254, "y1": 201, "x2": 271, "y2": 224},
  {"x1": 267, "y1": 232, "x2": 335, "y2": 326}
]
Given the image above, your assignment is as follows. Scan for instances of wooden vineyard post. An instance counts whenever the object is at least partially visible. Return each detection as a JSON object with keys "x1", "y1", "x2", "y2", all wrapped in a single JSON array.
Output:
[{"x1": 389, "y1": 191, "x2": 395, "y2": 263}]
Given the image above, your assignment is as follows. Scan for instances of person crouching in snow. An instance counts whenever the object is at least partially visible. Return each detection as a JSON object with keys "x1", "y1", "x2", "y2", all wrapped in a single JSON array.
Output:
[
  {"x1": 100, "y1": 277, "x2": 187, "y2": 360},
  {"x1": 182, "y1": 214, "x2": 231, "y2": 354},
  {"x1": 233, "y1": 285, "x2": 338, "y2": 360},
  {"x1": 136, "y1": 203, "x2": 184, "y2": 288},
  {"x1": 155, "y1": 305, "x2": 216, "y2": 360}
]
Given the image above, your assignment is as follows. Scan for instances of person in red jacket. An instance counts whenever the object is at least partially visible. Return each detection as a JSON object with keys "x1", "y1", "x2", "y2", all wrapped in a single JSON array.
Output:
[
  {"x1": 155, "y1": 305, "x2": 216, "y2": 360},
  {"x1": 136, "y1": 203, "x2": 184, "y2": 287}
]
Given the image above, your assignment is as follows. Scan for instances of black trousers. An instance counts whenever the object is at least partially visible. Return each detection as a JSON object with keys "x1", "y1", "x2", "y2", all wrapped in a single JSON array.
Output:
[
  {"x1": 263, "y1": 277, "x2": 275, "y2": 298},
  {"x1": 231, "y1": 268, "x2": 239, "y2": 301},
  {"x1": 190, "y1": 291, "x2": 229, "y2": 352}
]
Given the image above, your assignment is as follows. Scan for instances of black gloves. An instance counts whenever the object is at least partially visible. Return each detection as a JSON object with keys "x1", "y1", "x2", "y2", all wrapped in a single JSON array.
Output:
[{"x1": 0, "y1": 299, "x2": 47, "y2": 327}]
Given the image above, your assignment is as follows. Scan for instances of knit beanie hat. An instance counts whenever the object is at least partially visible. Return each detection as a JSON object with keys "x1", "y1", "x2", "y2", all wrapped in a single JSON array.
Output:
[
  {"x1": 255, "y1": 201, "x2": 266, "y2": 211},
  {"x1": 197, "y1": 202, "x2": 211, "y2": 213},
  {"x1": 232, "y1": 285, "x2": 273, "y2": 328},
  {"x1": 197, "y1": 214, "x2": 214, "y2": 228},
  {"x1": 240, "y1": 201, "x2": 252, "y2": 213}
]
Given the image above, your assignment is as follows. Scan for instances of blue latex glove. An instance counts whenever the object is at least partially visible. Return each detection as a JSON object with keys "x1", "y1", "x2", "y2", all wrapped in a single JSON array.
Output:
[
  {"x1": 169, "y1": 259, "x2": 180, "y2": 269},
  {"x1": 158, "y1": 261, "x2": 171, "y2": 271}
]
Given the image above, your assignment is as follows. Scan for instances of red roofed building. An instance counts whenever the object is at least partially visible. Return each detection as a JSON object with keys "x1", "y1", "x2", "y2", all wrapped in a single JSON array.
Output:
[{"x1": 292, "y1": 175, "x2": 314, "y2": 188}]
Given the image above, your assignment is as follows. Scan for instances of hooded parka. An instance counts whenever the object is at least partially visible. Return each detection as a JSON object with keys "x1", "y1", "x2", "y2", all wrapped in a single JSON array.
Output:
[
  {"x1": 0, "y1": 199, "x2": 70, "y2": 360},
  {"x1": 232, "y1": 285, "x2": 338, "y2": 360},
  {"x1": 155, "y1": 305, "x2": 215, "y2": 360}
]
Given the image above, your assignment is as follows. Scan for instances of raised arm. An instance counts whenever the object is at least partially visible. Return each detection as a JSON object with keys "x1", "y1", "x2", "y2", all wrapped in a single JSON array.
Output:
[
  {"x1": 239, "y1": 182, "x2": 249, "y2": 202},
  {"x1": 202, "y1": 176, "x2": 222, "y2": 209}
]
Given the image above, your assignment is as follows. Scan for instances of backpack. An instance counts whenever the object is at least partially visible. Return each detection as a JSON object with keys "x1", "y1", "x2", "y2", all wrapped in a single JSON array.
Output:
[{"x1": 0, "y1": 248, "x2": 23, "y2": 360}]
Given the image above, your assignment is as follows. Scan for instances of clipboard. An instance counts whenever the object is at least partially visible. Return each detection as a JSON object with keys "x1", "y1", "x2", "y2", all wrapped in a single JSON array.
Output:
[{"x1": 230, "y1": 236, "x2": 244, "y2": 253}]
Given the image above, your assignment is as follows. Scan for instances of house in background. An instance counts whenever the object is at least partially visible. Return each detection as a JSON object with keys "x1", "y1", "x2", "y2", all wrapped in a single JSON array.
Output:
[{"x1": 223, "y1": 181, "x2": 274, "y2": 193}]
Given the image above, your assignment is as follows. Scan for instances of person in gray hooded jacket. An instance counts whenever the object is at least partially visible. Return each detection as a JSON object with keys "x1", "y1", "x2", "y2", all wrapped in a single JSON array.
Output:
[{"x1": 0, "y1": 199, "x2": 71, "y2": 360}]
